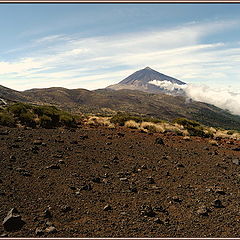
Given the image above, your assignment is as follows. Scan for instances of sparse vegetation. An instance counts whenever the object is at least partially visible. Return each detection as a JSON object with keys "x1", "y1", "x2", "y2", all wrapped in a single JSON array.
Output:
[
  {"x1": 85, "y1": 116, "x2": 115, "y2": 128},
  {"x1": 1, "y1": 103, "x2": 240, "y2": 140},
  {"x1": 124, "y1": 120, "x2": 140, "y2": 129},
  {"x1": 0, "y1": 111, "x2": 15, "y2": 127},
  {"x1": 0, "y1": 103, "x2": 78, "y2": 128}
]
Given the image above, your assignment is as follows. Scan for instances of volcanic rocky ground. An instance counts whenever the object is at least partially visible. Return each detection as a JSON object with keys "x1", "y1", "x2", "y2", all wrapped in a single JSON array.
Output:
[{"x1": 0, "y1": 125, "x2": 240, "y2": 237}]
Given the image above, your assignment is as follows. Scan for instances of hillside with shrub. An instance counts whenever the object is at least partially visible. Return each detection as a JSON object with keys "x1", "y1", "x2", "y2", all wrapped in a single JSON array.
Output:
[
  {"x1": 1, "y1": 85, "x2": 240, "y2": 131},
  {"x1": 0, "y1": 103, "x2": 78, "y2": 128}
]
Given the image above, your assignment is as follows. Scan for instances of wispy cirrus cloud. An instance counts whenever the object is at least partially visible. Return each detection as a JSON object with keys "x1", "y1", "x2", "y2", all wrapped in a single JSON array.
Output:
[{"x1": 1, "y1": 19, "x2": 240, "y2": 91}]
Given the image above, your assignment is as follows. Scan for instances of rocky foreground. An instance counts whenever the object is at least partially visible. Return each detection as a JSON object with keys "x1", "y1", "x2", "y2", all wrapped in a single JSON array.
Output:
[{"x1": 0, "y1": 125, "x2": 240, "y2": 237}]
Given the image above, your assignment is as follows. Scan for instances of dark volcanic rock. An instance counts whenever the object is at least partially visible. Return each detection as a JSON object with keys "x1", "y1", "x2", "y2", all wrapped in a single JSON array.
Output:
[
  {"x1": 140, "y1": 205, "x2": 156, "y2": 217},
  {"x1": 46, "y1": 164, "x2": 60, "y2": 170},
  {"x1": 155, "y1": 137, "x2": 164, "y2": 145},
  {"x1": 103, "y1": 204, "x2": 112, "y2": 211},
  {"x1": 197, "y1": 206, "x2": 210, "y2": 216},
  {"x1": 212, "y1": 199, "x2": 224, "y2": 208},
  {"x1": 2, "y1": 208, "x2": 25, "y2": 232}
]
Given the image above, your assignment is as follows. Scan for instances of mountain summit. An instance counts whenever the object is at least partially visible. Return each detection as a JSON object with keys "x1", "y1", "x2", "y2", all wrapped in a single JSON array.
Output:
[{"x1": 107, "y1": 67, "x2": 186, "y2": 95}]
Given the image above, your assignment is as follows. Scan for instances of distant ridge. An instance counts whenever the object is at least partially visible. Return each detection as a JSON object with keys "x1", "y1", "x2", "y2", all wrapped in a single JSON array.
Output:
[{"x1": 107, "y1": 67, "x2": 186, "y2": 95}]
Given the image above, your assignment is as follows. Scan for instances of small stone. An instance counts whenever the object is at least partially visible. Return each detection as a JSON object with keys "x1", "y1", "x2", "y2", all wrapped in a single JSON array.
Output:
[
  {"x1": 140, "y1": 205, "x2": 156, "y2": 217},
  {"x1": 120, "y1": 177, "x2": 128, "y2": 181},
  {"x1": 80, "y1": 184, "x2": 92, "y2": 191},
  {"x1": 176, "y1": 163, "x2": 185, "y2": 168},
  {"x1": 212, "y1": 199, "x2": 224, "y2": 208},
  {"x1": 58, "y1": 160, "x2": 65, "y2": 164},
  {"x1": 46, "y1": 165, "x2": 60, "y2": 170},
  {"x1": 2, "y1": 208, "x2": 25, "y2": 232},
  {"x1": 197, "y1": 206, "x2": 209, "y2": 216},
  {"x1": 215, "y1": 189, "x2": 226, "y2": 195},
  {"x1": 45, "y1": 226, "x2": 57, "y2": 234},
  {"x1": 79, "y1": 135, "x2": 88, "y2": 140},
  {"x1": 129, "y1": 186, "x2": 138, "y2": 193},
  {"x1": 92, "y1": 177, "x2": 101, "y2": 183},
  {"x1": 61, "y1": 206, "x2": 72, "y2": 213},
  {"x1": 11, "y1": 144, "x2": 20, "y2": 148},
  {"x1": 117, "y1": 132, "x2": 125, "y2": 137},
  {"x1": 103, "y1": 204, "x2": 112, "y2": 211},
  {"x1": 9, "y1": 156, "x2": 16, "y2": 162},
  {"x1": 103, "y1": 165, "x2": 110, "y2": 169},
  {"x1": 232, "y1": 159, "x2": 240, "y2": 165},
  {"x1": 155, "y1": 137, "x2": 164, "y2": 145},
  {"x1": 44, "y1": 209, "x2": 52, "y2": 218},
  {"x1": 172, "y1": 196, "x2": 183, "y2": 203},
  {"x1": 33, "y1": 140, "x2": 42, "y2": 145},
  {"x1": 32, "y1": 146, "x2": 39, "y2": 151},
  {"x1": 146, "y1": 176, "x2": 155, "y2": 184},
  {"x1": 35, "y1": 227, "x2": 44, "y2": 236},
  {"x1": 153, "y1": 217, "x2": 163, "y2": 224}
]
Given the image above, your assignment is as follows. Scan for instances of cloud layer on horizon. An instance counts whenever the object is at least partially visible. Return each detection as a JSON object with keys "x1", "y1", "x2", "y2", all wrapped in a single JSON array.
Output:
[{"x1": 149, "y1": 80, "x2": 240, "y2": 115}]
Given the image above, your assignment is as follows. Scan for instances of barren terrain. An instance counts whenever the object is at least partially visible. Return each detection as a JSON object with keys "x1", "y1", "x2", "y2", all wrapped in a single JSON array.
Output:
[{"x1": 0, "y1": 125, "x2": 240, "y2": 237}]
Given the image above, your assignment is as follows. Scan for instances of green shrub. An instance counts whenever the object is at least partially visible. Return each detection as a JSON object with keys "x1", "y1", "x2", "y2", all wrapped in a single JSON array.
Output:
[
  {"x1": 227, "y1": 130, "x2": 236, "y2": 135},
  {"x1": 0, "y1": 112, "x2": 15, "y2": 127},
  {"x1": 142, "y1": 117, "x2": 162, "y2": 124},
  {"x1": 33, "y1": 105, "x2": 60, "y2": 125},
  {"x1": 173, "y1": 118, "x2": 201, "y2": 128},
  {"x1": 39, "y1": 115, "x2": 53, "y2": 128},
  {"x1": 110, "y1": 112, "x2": 142, "y2": 126},
  {"x1": 8, "y1": 103, "x2": 29, "y2": 116},
  {"x1": 60, "y1": 114, "x2": 77, "y2": 127},
  {"x1": 187, "y1": 126, "x2": 211, "y2": 138},
  {"x1": 19, "y1": 111, "x2": 36, "y2": 128}
]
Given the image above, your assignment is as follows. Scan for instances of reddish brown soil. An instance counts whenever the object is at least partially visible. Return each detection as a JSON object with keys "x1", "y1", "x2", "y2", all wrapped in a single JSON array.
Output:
[{"x1": 0, "y1": 125, "x2": 240, "y2": 237}]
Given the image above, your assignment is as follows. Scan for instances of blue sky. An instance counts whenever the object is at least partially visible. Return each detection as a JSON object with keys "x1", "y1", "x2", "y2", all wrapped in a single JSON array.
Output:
[{"x1": 1, "y1": 4, "x2": 240, "y2": 91}]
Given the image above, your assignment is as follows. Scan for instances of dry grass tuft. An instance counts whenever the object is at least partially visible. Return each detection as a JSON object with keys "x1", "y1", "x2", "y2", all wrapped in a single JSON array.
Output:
[
  {"x1": 85, "y1": 116, "x2": 115, "y2": 128},
  {"x1": 125, "y1": 120, "x2": 140, "y2": 129}
]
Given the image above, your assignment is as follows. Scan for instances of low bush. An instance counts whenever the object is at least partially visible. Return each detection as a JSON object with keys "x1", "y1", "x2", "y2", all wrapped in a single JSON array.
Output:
[
  {"x1": 110, "y1": 112, "x2": 143, "y2": 126},
  {"x1": 7, "y1": 103, "x2": 29, "y2": 116},
  {"x1": 19, "y1": 112, "x2": 36, "y2": 128},
  {"x1": 60, "y1": 114, "x2": 77, "y2": 128},
  {"x1": 0, "y1": 112, "x2": 15, "y2": 127},
  {"x1": 173, "y1": 118, "x2": 201, "y2": 128},
  {"x1": 39, "y1": 115, "x2": 53, "y2": 128}
]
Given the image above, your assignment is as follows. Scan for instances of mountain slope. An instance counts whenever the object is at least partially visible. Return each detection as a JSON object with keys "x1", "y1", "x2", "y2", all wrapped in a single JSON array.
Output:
[
  {"x1": 21, "y1": 87, "x2": 240, "y2": 131},
  {"x1": 0, "y1": 85, "x2": 29, "y2": 102},
  {"x1": 107, "y1": 67, "x2": 186, "y2": 95}
]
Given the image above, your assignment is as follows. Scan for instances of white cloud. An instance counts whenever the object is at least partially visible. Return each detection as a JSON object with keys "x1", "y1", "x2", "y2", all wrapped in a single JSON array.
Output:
[
  {"x1": 1, "y1": 19, "x2": 240, "y2": 91},
  {"x1": 149, "y1": 80, "x2": 240, "y2": 115}
]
